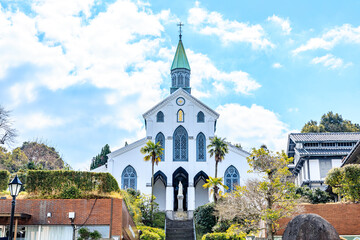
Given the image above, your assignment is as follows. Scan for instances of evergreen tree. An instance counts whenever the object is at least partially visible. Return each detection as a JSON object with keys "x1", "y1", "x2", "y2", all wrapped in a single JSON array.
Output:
[{"x1": 90, "y1": 144, "x2": 111, "y2": 169}]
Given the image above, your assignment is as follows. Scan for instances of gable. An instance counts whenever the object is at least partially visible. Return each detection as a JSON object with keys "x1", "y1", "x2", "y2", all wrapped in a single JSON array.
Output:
[{"x1": 142, "y1": 88, "x2": 219, "y2": 120}]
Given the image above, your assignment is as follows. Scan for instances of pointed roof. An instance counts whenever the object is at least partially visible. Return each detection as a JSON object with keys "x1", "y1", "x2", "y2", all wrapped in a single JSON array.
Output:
[{"x1": 171, "y1": 40, "x2": 190, "y2": 71}]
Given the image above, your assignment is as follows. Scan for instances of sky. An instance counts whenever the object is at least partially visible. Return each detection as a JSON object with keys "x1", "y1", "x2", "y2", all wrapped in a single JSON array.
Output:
[{"x1": 1, "y1": 0, "x2": 360, "y2": 170}]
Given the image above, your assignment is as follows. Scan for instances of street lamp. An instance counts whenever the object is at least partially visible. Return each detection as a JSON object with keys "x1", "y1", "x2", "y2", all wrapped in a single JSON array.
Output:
[{"x1": 8, "y1": 175, "x2": 22, "y2": 240}]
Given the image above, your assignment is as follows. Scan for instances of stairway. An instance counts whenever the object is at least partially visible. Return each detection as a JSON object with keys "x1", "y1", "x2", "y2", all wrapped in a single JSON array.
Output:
[{"x1": 166, "y1": 218, "x2": 195, "y2": 240}]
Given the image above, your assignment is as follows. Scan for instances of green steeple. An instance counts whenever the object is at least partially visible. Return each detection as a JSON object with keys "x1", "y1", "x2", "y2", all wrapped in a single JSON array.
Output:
[{"x1": 171, "y1": 40, "x2": 191, "y2": 71}]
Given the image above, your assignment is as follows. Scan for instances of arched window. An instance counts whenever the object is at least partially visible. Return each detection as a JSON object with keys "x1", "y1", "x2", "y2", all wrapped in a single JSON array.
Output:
[
  {"x1": 155, "y1": 132, "x2": 165, "y2": 161},
  {"x1": 197, "y1": 111, "x2": 205, "y2": 123},
  {"x1": 173, "y1": 126, "x2": 188, "y2": 161},
  {"x1": 157, "y1": 111, "x2": 164, "y2": 122},
  {"x1": 177, "y1": 109, "x2": 184, "y2": 122},
  {"x1": 122, "y1": 165, "x2": 137, "y2": 190},
  {"x1": 224, "y1": 166, "x2": 239, "y2": 192},
  {"x1": 196, "y1": 133, "x2": 206, "y2": 162}
]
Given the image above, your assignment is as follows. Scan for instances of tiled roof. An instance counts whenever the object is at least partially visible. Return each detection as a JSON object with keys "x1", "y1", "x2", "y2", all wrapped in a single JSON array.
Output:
[
  {"x1": 289, "y1": 132, "x2": 360, "y2": 143},
  {"x1": 295, "y1": 148, "x2": 352, "y2": 156}
]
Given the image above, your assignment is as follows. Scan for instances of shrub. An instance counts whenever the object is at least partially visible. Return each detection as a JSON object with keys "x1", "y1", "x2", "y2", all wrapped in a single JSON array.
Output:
[
  {"x1": 194, "y1": 203, "x2": 216, "y2": 235},
  {"x1": 26, "y1": 170, "x2": 119, "y2": 196},
  {"x1": 201, "y1": 232, "x2": 244, "y2": 240},
  {"x1": 0, "y1": 170, "x2": 10, "y2": 191},
  {"x1": 296, "y1": 186, "x2": 331, "y2": 204},
  {"x1": 138, "y1": 226, "x2": 165, "y2": 240},
  {"x1": 325, "y1": 164, "x2": 360, "y2": 202},
  {"x1": 77, "y1": 227, "x2": 102, "y2": 240},
  {"x1": 121, "y1": 189, "x2": 142, "y2": 225},
  {"x1": 138, "y1": 194, "x2": 160, "y2": 227}
]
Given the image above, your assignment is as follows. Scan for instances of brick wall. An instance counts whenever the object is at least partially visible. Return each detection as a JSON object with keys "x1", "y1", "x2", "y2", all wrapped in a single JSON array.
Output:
[
  {"x1": 277, "y1": 203, "x2": 360, "y2": 236},
  {"x1": 0, "y1": 198, "x2": 126, "y2": 238}
]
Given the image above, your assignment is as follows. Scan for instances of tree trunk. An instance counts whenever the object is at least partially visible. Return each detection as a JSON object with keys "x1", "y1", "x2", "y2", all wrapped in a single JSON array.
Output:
[
  {"x1": 151, "y1": 158, "x2": 155, "y2": 226},
  {"x1": 266, "y1": 186, "x2": 274, "y2": 240},
  {"x1": 214, "y1": 159, "x2": 219, "y2": 203}
]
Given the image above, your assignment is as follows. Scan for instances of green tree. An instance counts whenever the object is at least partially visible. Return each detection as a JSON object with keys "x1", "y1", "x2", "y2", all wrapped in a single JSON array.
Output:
[
  {"x1": 207, "y1": 136, "x2": 228, "y2": 203},
  {"x1": 140, "y1": 140, "x2": 163, "y2": 225},
  {"x1": 203, "y1": 176, "x2": 228, "y2": 203},
  {"x1": 90, "y1": 144, "x2": 111, "y2": 170},
  {"x1": 218, "y1": 148, "x2": 300, "y2": 240},
  {"x1": 325, "y1": 164, "x2": 360, "y2": 202},
  {"x1": 295, "y1": 186, "x2": 331, "y2": 204},
  {"x1": 301, "y1": 111, "x2": 360, "y2": 133}
]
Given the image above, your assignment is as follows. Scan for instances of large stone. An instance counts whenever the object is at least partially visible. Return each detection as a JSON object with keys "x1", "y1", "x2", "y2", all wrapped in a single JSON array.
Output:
[{"x1": 282, "y1": 213, "x2": 340, "y2": 240}]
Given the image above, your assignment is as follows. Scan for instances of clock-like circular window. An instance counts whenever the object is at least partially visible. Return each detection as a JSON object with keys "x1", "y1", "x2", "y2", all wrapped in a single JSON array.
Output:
[{"x1": 176, "y1": 97, "x2": 185, "y2": 106}]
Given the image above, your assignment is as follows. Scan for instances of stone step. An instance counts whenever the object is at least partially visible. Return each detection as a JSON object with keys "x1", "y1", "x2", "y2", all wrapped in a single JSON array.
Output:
[{"x1": 166, "y1": 218, "x2": 195, "y2": 240}]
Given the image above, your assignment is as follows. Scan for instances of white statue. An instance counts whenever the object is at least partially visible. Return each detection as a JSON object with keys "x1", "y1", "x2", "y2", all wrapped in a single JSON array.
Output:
[{"x1": 178, "y1": 181, "x2": 183, "y2": 196}]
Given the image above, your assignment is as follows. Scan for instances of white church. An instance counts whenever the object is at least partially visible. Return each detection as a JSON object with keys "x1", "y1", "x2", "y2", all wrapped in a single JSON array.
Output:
[{"x1": 93, "y1": 33, "x2": 254, "y2": 218}]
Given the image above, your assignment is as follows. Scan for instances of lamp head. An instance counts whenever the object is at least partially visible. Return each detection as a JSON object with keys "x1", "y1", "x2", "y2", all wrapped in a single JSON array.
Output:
[{"x1": 8, "y1": 175, "x2": 22, "y2": 197}]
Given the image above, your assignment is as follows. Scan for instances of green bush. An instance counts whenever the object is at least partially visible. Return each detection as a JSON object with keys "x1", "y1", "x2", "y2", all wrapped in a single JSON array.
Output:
[
  {"x1": 194, "y1": 203, "x2": 216, "y2": 235},
  {"x1": 77, "y1": 227, "x2": 102, "y2": 240},
  {"x1": 26, "y1": 170, "x2": 119, "y2": 196},
  {"x1": 201, "y1": 232, "x2": 244, "y2": 240},
  {"x1": 296, "y1": 186, "x2": 331, "y2": 204},
  {"x1": 138, "y1": 226, "x2": 165, "y2": 240},
  {"x1": 0, "y1": 170, "x2": 10, "y2": 191},
  {"x1": 325, "y1": 164, "x2": 360, "y2": 202}
]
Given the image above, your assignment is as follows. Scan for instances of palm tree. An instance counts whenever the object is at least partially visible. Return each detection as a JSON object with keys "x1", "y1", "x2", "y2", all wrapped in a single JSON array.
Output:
[
  {"x1": 140, "y1": 140, "x2": 163, "y2": 224},
  {"x1": 207, "y1": 136, "x2": 228, "y2": 202},
  {"x1": 203, "y1": 176, "x2": 228, "y2": 202}
]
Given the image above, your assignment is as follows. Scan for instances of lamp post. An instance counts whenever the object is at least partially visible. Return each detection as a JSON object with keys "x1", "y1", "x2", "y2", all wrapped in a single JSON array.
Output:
[{"x1": 8, "y1": 175, "x2": 22, "y2": 240}]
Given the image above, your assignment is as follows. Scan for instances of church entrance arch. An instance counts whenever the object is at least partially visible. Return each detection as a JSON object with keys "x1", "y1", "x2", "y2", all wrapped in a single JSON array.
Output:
[
  {"x1": 172, "y1": 167, "x2": 189, "y2": 211},
  {"x1": 153, "y1": 171, "x2": 167, "y2": 211},
  {"x1": 194, "y1": 171, "x2": 209, "y2": 208}
]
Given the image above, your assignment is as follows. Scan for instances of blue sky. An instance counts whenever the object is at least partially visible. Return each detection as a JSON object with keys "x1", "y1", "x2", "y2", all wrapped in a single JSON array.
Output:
[{"x1": 1, "y1": 0, "x2": 360, "y2": 169}]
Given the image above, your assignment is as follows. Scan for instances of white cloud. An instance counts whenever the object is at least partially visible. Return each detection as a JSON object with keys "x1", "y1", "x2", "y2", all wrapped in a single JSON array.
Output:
[
  {"x1": 187, "y1": 3, "x2": 274, "y2": 48},
  {"x1": 22, "y1": 113, "x2": 65, "y2": 130},
  {"x1": 311, "y1": 54, "x2": 349, "y2": 69},
  {"x1": 267, "y1": 15, "x2": 291, "y2": 35},
  {"x1": 293, "y1": 24, "x2": 360, "y2": 54},
  {"x1": 216, "y1": 103, "x2": 293, "y2": 151},
  {"x1": 272, "y1": 63, "x2": 283, "y2": 68}
]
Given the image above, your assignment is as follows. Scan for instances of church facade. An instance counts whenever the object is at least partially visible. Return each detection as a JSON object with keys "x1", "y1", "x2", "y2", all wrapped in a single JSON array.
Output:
[{"x1": 93, "y1": 35, "x2": 253, "y2": 217}]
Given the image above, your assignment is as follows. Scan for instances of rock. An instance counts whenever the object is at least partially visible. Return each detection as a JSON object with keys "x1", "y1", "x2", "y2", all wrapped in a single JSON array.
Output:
[{"x1": 282, "y1": 213, "x2": 340, "y2": 240}]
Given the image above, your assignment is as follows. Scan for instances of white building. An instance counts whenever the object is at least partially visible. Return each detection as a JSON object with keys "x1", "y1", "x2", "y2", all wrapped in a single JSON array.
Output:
[
  {"x1": 94, "y1": 35, "x2": 253, "y2": 218},
  {"x1": 287, "y1": 132, "x2": 360, "y2": 189}
]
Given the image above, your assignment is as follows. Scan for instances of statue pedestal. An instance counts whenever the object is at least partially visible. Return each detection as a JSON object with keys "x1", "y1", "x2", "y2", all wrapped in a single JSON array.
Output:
[{"x1": 177, "y1": 194, "x2": 184, "y2": 212}]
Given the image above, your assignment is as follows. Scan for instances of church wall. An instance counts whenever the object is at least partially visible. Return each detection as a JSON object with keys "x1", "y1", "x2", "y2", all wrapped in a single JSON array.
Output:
[
  {"x1": 153, "y1": 180, "x2": 166, "y2": 211},
  {"x1": 195, "y1": 179, "x2": 209, "y2": 208}
]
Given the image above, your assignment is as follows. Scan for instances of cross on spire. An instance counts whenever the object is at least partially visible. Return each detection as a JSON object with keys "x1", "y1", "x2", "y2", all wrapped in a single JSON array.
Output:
[{"x1": 177, "y1": 22, "x2": 184, "y2": 40}]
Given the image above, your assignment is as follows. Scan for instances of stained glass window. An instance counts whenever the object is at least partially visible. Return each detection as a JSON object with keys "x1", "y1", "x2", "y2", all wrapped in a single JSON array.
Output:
[
  {"x1": 173, "y1": 126, "x2": 188, "y2": 161},
  {"x1": 224, "y1": 166, "x2": 239, "y2": 192},
  {"x1": 197, "y1": 111, "x2": 205, "y2": 123},
  {"x1": 156, "y1": 132, "x2": 165, "y2": 161},
  {"x1": 177, "y1": 109, "x2": 184, "y2": 122},
  {"x1": 196, "y1": 133, "x2": 206, "y2": 162},
  {"x1": 122, "y1": 165, "x2": 137, "y2": 190},
  {"x1": 157, "y1": 111, "x2": 164, "y2": 122}
]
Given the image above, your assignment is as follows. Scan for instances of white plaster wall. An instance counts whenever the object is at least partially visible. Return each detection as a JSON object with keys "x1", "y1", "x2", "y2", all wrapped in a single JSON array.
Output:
[
  {"x1": 153, "y1": 180, "x2": 166, "y2": 211},
  {"x1": 195, "y1": 179, "x2": 209, "y2": 208},
  {"x1": 309, "y1": 159, "x2": 320, "y2": 181},
  {"x1": 332, "y1": 159, "x2": 341, "y2": 168}
]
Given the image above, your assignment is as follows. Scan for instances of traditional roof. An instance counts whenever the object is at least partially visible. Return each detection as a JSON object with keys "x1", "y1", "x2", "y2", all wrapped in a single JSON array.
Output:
[
  {"x1": 295, "y1": 148, "x2": 352, "y2": 157},
  {"x1": 142, "y1": 88, "x2": 219, "y2": 119},
  {"x1": 341, "y1": 140, "x2": 360, "y2": 166},
  {"x1": 289, "y1": 132, "x2": 360, "y2": 143},
  {"x1": 171, "y1": 40, "x2": 190, "y2": 71}
]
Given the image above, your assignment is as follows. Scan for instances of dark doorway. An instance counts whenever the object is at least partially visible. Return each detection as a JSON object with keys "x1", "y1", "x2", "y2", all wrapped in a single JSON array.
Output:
[{"x1": 173, "y1": 167, "x2": 189, "y2": 211}]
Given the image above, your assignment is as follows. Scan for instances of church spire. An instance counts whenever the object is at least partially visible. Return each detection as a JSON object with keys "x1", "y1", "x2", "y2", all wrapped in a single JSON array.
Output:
[{"x1": 170, "y1": 23, "x2": 191, "y2": 94}]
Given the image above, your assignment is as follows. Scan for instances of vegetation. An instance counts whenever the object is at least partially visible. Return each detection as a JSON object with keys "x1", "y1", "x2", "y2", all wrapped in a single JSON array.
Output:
[
  {"x1": 207, "y1": 136, "x2": 228, "y2": 203},
  {"x1": 194, "y1": 203, "x2": 217, "y2": 236},
  {"x1": 0, "y1": 170, "x2": 10, "y2": 191},
  {"x1": 90, "y1": 144, "x2": 111, "y2": 170},
  {"x1": 301, "y1": 111, "x2": 360, "y2": 133},
  {"x1": 216, "y1": 148, "x2": 301, "y2": 240},
  {"x1": 138, "y1": 226, "x2": 165, "y2": 240},
  {"x1": 295, "y1": 186, "x2": 331, "y2": 204},
  {"x1": 77, "y1": 228, "x2": 102, "y2": 240},
  {"x1": 325, "y1": 164, "x2": 360, "y2": 202},
  {"x1": 0, "y1": 141, "x2": 69, "y2": 173},
  {"x1": 203, "y1": 176, "x2": 228, "y2": 201},
  {"x1": 140, "y1": 140, "x2": 163, "y2": 226},
  {"x1": 0, "y1": 105, "x2": 17, "y2": 145},
  {"x1": 26, "y1": 170, "x2": 119, "y2": 198},
  {"x1": 201, "y1": 225, "x2": 246, "y2": 240}
]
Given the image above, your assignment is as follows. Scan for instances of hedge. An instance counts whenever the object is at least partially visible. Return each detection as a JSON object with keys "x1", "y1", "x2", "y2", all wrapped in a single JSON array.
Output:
[
  {"x1": 194, "y1": 203, "x2": 216, "y2": 235},
  {"x1": 0, "y1": 171, "x2": 10, "y2": 191},
  {"x1": 138, "y1": 226, "x2": 165, "y2": 240},
  {"x1": 201, "y1": 232, "x2": 245, "y2": 240},
  {"x1": 26, "y1": 170, "x2": 119, "y2": 195}
]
